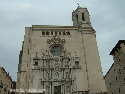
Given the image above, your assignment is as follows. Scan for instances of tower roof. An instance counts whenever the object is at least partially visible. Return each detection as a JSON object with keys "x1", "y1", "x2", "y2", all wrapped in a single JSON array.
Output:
[
  {"x1": 73, "y1": 4, "x2": 87, "y2": 13},
  {"x1": 77, "y1": 4, "x2": 86, "y2": 8},
  {"x1": 110, "y1": 40, "x2": 125, "y2": 55},
  {"x1": 75, "y1": 3, "x2": 87, "y2": 10}
]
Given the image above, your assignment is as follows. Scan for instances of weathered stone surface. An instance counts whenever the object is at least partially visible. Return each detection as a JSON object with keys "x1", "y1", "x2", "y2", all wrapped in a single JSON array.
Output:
[
  {"x1": 17, "y1": 6, "x2": 107, "y2": 94},
  {"x1": 105, "y1": 40, "x2": 125, "y2": 94}
]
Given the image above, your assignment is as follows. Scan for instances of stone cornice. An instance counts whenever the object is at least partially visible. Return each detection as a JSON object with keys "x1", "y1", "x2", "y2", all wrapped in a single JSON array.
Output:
[
  {"x1": 110, "y1": 40, "x2": 125, "y2": 55},
  {"x1": 32, "y1": 25, "x2": 78, "y2": 30}
]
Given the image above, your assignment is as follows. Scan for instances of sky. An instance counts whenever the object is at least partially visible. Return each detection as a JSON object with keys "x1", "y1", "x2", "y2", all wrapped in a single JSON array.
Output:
[{"x1": 0, "y1": 0, "x2": 125, "y2": 81}]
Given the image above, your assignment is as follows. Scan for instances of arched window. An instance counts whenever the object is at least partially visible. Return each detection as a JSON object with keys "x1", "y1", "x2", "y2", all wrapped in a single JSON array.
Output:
[
  {"x1": 82, "y1": 13, "x2": 85, "y2": 21},
  {"x1": 50, "y1": 45, "x2": 62, "y2": 56},
  {"x1": 76, "y1": 14, "x2": 78, "y2": 22}
]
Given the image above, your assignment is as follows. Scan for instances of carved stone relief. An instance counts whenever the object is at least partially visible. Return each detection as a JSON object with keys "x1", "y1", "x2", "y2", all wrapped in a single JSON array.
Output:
[{"x1": 31, "y1": 37, "x2": 81, "y2": 94}]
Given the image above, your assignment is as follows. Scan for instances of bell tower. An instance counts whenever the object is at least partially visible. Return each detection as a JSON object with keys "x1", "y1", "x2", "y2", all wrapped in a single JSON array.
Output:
[{"x1": 72, "y1": 6, "x2": 91, "y2": 26}]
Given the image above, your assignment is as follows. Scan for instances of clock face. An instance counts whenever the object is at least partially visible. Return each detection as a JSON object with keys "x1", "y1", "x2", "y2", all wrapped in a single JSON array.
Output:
[{"x1": 50, "y1": 45, "x2": 62, "y2": 56}]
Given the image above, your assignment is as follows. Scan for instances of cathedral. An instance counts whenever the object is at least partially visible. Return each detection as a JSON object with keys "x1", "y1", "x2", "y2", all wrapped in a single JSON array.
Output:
[{"x1": 17, "y1": 6, "x2": 107, "y2": 94}]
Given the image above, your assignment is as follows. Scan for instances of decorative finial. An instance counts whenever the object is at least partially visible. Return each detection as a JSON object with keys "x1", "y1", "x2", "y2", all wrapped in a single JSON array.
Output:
[
  {"x1": 73, "y1": 0, "x2": 81, "y2": 8},
  {"x1": 77, "y1": 3, "x2": 80, "y2": 7}
]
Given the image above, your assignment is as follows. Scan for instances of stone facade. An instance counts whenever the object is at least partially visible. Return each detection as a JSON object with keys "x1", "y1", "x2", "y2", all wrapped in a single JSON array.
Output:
[
  {"x1": 17, "y1": 6, "x2": 107, "y2": 94},
  {"x1": 0, "y1": 67, "x2": 13, "y2": 94},
  {"x1": 105, "y1": 40, "x2": 125, "y2": 94}
]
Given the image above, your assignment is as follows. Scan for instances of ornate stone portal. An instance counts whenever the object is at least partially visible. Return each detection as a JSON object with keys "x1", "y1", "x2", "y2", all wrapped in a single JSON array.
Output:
[
  {"x1": 17, "y1": 6, "x2": 107, "y2": 94},
  {"x1": 32, "y1": 36, "x2": 81, "y2": 94}
]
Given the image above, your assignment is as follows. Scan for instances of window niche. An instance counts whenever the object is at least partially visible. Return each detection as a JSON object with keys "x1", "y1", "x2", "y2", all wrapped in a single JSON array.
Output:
[
  {"x1": 66, "y1": 32, "x2": 70, "y2": 36},
  {"x1": 75, "y1": 61, "x2": 79, "y2": 68},
  {"x1": 51, "y1": 32, "x2": 53, "y2": 35},
  {"x1": 119, "y1": 88, "x2": 120, "y2": 93},
  {"x1": 76, "y1": 14, "x2": 78, "y2": 23},
  {"x1": 63, "y1": 32, "x2": 66, "y2": 35},
  {"x1": 33, "y1": 58, "x2": 39, "y2": 66},
  {"x1": 82, "y1": 13, "x2": 85, "y2": 21},
  {"x1": 27, "y1": 49, "x2": 29, "y2": 55},
  {"x1": 59, "y1": 32, "x2": 61, "y2": 35},
  {"x1": 116, "y1": 76, "x2": 117, "y2": 80},
  {"x1": 46, "y1": 31, "x2": 50, "y2": 35},
  {"x1": 42, "y1": 32, "x2": 45, "y2": 35},
  {"x1": 55, "y1": 32, "x2": 58, "y2": 36},
  {"x1": 34, "y1": 61, "x2": 38, "y2": 66}
]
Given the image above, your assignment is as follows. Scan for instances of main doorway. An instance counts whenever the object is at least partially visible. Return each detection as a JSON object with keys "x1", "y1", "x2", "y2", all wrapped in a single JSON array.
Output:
[{"x1": 54, "y1": 85, "x2": 61, "y2": 94}]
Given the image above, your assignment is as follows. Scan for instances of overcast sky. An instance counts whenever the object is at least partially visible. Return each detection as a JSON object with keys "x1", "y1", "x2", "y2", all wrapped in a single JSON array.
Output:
[{"x1": 0, "y1": 0, "x2": 125, "y2": 81}]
